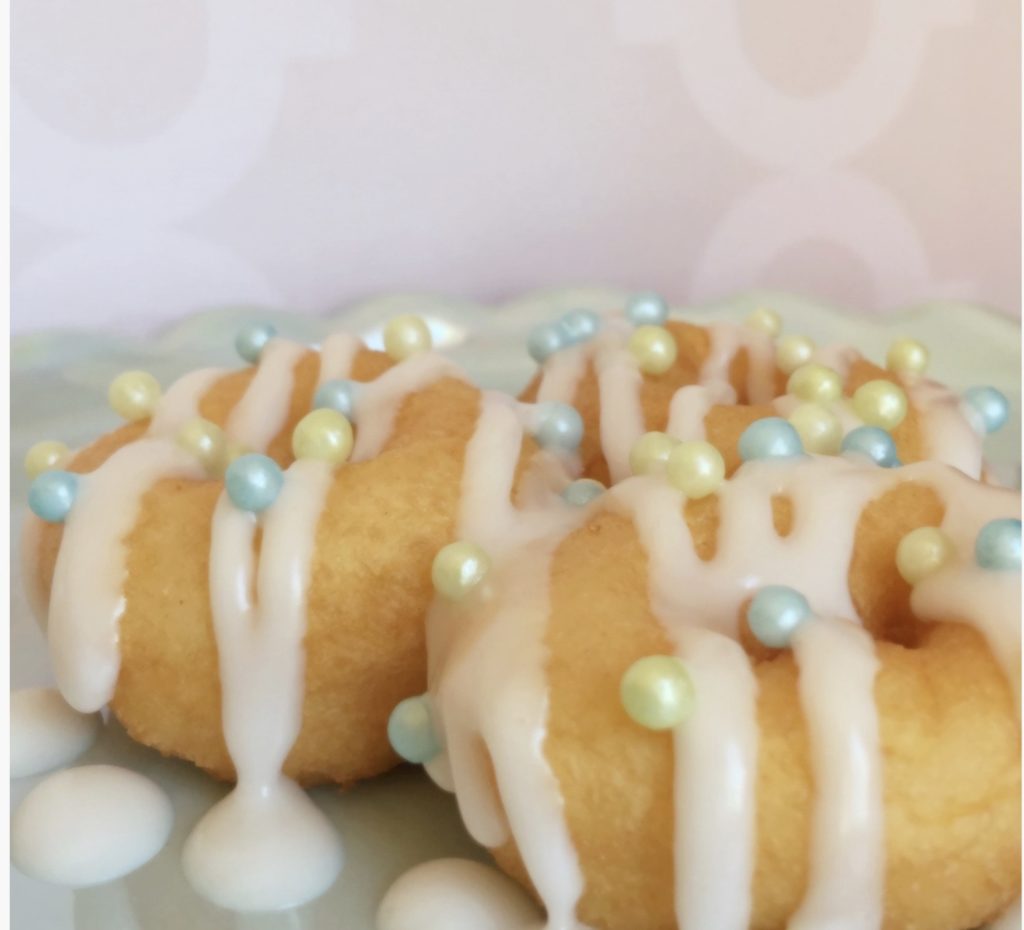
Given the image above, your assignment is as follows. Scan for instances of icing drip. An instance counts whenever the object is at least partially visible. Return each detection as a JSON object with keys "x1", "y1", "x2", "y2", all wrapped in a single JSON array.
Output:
[
  {"x1": 596, "y1": 345, "x2": 646, "y2": 483},
  {"x1": 814, "y1": 344, "x2": 861, "y2": 381},
  {"x1": 183, "y1": 458, "x2": 343, "y2": 911},
  {"x1": 147, "y1": 367, "x2": 226, "y2": 437},
  {"x1": 351, "y1": 352, "x2": 466, "y2": 461},
  {"x1": 666, "y1": 383, "x2": 738, "y2": 441},
  {"x1": 789, "y1": 619, "x2": 884, "y2": 930},
  {"x1": 11, "y1": 687, "x2": 101, "y2": 778},
  {"x1": 699, "y1": 322, "x2": 777, "y2": 403},
  {"x1": 907, "y1": 379, "x2": 984, "y2": 479},
  {"x1": 225, "y1": 338, "x2": 309, "y2": 452},
  {"x1": 537, "y1": 344, "x2": 589, "y2": 405},
  {"x1": 315, "y1": 332, "x2": 361, "y2": 386},
  {"x1": 47, "y1": 438, "x2": 206, "y2": 712}
]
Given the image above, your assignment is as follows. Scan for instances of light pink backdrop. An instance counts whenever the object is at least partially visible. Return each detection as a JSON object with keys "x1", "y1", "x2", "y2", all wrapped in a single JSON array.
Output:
[{"x1": 12, "y1": 0, "x2": 1021, "y2": 334}]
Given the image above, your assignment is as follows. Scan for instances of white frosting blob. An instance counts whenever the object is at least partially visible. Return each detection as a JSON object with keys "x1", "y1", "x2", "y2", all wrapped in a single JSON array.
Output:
[
  {"x1": 377, "y1": 859, "x2": 543, "y2": 930},
  {"x1": 12, "y1": 764, "x2": 172, "y2": 887},
  {"x1": 11, "y1": 687, "x2": 101, "y2": 779},
  {"x1": 182, "y1": 778, "x2": 343, "y2": 912}
]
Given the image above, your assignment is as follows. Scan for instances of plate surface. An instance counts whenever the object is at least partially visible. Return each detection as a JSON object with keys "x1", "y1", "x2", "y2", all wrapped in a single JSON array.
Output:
[{"x1": 10, "y1": 289, "x2": 1021, "y2": 930}]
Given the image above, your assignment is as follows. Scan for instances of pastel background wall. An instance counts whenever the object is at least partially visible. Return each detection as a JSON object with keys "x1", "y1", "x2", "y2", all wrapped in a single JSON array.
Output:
[{"x1": 12, "y1": 0, "x2": 1021, "y2": 334}]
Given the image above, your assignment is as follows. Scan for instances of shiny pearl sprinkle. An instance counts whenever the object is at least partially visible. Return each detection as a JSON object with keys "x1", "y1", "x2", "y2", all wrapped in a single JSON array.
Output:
[
  {"x1": 387, "y1": 695, "x2": 440, "y2": 764},
  {"x1": 748, "y1": 585, "x2": 812, "y2": 649},
  {"x1": 852, "y1": 380, "x2": 908, "y2": 431},
  {"x1": 666, "y1": 440, "x2": 725, "y2": 499},
  {"x1": 225, "y1": 453, "x2": 285, "y2": 513},
  {"x1": 738, "y1": 417, "x2": 804, "y2": 462},
  {"x1": 235, "y1": 322, "x2": 277, "y2": 364},
  {"x1": 527, "y1": 323, "x2": 566, "y2": 363},
  {"x1": 886, "y1": 338, "x2": 929, "y2": 376},
  {"x1": 620, "y1": 655, "x2": 695, "y2": 731},
  {"x1": 841, "y1": 425, "x2": 900, "y2": 468},
  {"x1": 176, "y1": 417, "x2": 228, "y2": 475},
  {"x1": 384, "y1": 315, "x2": 433, "y2": 362},
  {"x1": 108, "y1": 370, "x2": 162, "y2": 421},
  {"x1": 775, "y1": 335, "x2": 815, "y2": 375},
  {"x1": 787, "y1": 403, "x2": 842, "y2": 455},
  {"x1": 292, "y1": 409, "x2": 354, "y2": 465},
  {"x1": 628, "y1": 325, "x2": 678, "y2": 376},
  {"x1": 963, "y1": 386, "x2": 1009, "y2": 435},
  {"x1": 28, "y1": 470, "x2": 78, "y2": 523},
  {"x1": 896, "y1": 526, "x2": 955, "y2": 585},
  {"x1": 558, "y1": 308, "x2": 601, "y2": 344},
  {"x1": 787, "y1": 363, "x2": 843, "y2": 404},
  {"x1": 532, "y1": 402, "x2": 584, "y2": 452},
  {"x1": 626, "y1": 292, "x2": 669, "y2": 327},
  {"x1": 561, "y1": 478, "x2": 605, "y2": 507},
  {"x1": 314, "y1": 379, "x2": 360, "y2": 422},
  {"x1": 432, "y1": 541, "x2": 491, "y2": 601},
  {"x1": 24, "y1": 440, "x2": 70, "y2": 480},
  {"x1": 629, "y1": 431, "x2": 677, "y2": 476},
  {"x1": 975, "y1": 518, "x2": 1022, "y2": 571},
  {"x1": 745, "y1": 306, "x2": 782, "y2": 337}
]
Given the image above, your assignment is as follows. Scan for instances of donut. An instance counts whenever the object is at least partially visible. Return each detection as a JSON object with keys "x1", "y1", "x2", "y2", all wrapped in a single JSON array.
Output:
[
  {"x1": 520, "y1": 301, "x2": 1005, "y2": 485},
  {"x1": 393, "y1": 390, "x2": 1021, "y2": 930}
]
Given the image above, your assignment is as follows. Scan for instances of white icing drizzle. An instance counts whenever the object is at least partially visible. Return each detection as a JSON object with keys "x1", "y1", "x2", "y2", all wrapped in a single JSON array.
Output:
[
  {"x1": 666, "y1": 383, "x2": 737, "y2": 441},
  {"x1": 316, "y1": 331, "x2": 362, "y2": 387},
  {"x1": 182, "y1": 458, "x2": 343, "y2": 911},
  {"x1": 699, "y1": 322, "x2": 777, "y2": 403},
  {"x1": 813, "y1": 343, "x2": 862, "y2": 381},
  {"x1": 47, "y1": 438, "x2": 206, "y2": 712},
  {"x1": 906, "y1": 378, "x2": 984, "y2": 479},
  {"x1": 11, "y1": 687, "x2": 102, "y2": 778},
  {"x1": 596, "y1": 344, "x2": 646, "y2": 483},
  {"x1": 537, "y1": 343, "x2": 590, "y2": 405},
  {"x1": 789, "y1": 618, "x2": 884, "y2": 930},
  {"x1": 147, "y1": 367, "x2": 226, "y2": 437},
  {"x1": 225, "y1": 338, "x2": 309, "y2": 452}
]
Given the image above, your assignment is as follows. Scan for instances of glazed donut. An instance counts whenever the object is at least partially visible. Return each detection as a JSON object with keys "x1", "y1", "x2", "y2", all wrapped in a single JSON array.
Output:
[
  {"x1": 21, "y1": 322, "x2": 579, "y2": 795},
  {"x1": 520, "y1": 302, "x2": 1004, "y2": 485},
  {"x1": 397, "y1": 391, "x2": 1021, "y2": 930}
]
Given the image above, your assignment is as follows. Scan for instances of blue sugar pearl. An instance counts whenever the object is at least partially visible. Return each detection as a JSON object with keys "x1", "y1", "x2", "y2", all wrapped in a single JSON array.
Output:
[
  {"x1": 963, "y1": 386, "x2": 1009, "y2": 435},
  {"x1": 626, "y1": 292, "x2": 669, "y2": 326},
  {"x1": 534, "y1": 403, "x2": 584, "y2": 452},
  {"x1": 841, "y1": 426, "x2": 900, "y2": 468},
  {"x1": 234, "y1": 322, "x2": 278, "y2": 364},
  {"x1": 975, "y1": 518, "x2": 1022, "y2": 571},
  {"x1": 558, "y1": 309, "x2": 601, "y2": 345},
  {"x1": 387, "y1": 695, "x2": 440, "y2": 764},
  {"x1": 527, "y1": 323, "x2": 567, "y2": 364},
  {"x1": 738, "y1": 418, "x2": 804, "y2": 462},
  {"x1": 314, "y1": 379, "x2": 360, "y2": 422},
  {"x1": 561, "y1": 478, "x2": 605, "y2": 507},
  {"x1": 748, "y1": 585, "x2": 812, "y2": 649},
  {"x1": 225, "y1": 453, "x2": 284, "y2": 513},
  {"x1": 28, "y1": 470, "x2": 78, "y2": 523}
]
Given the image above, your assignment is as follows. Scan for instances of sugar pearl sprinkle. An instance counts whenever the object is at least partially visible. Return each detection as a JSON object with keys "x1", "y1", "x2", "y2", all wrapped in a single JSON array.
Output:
[
  {"x1": 620, "y1": 655, "x2": 695, "y2": 731},
  {"x1": 531, "y1": 403, "x2": 584, "y2": 453},
  {"x1": 527, "y1": 323, "x2": 566, "y2": 363},
  {"x1": 896, "y1": 527, "x2": 955, "y2": 585},
  {"x1": 745, "y1": 306, "x2": 781, "y2": 337},
  {"x1": 235, "y1": 322, "x2": 277, "y2": 364},
  {"x1": 738, "y1": 417, "x2": 804, "y2": 462},
  {"x1": 841, "y1": 426, "x2": 900, "y2": 468},
  {"x1": 108, "y1": 370, "x2": 162, "y2": 422},
  {"x1": 561, "y1": 478, "x2": 606, "y2": 507},
  {"x1": 852, "y1": 380, "x2": 908, "y2": 431},
  {"x1": 29, "y1": 470, "x2": 79, "y2": 523},
  {"x1": 626, "y1": 292, "x2": 669, "y2": 327},
  {"x1": 176, "y1": 417, "x2": 228, "y2": 476},
  {"x1": 314, "y1": 379, "x2": 360, "y2": 422},
  {"x1": 292, "y1": 409, "x2": 353, "y2": 465},
  {"x1": 885, "y1": 338, "x2": 929, "y2": 376},
  {"x1": 387, "y1": 695, "x2": 440, "y2": 764},
  {"x1": 629, "y1": 431, "x2": 677, "y2": 476},
  {"x1": 962, "y1": 386, "x2": 1009, "y2": 435},
  {"x1": 225, "y1": 453, "x2": 285, "y2": 513},
  {"x1": 24, "y1": 440, "x2": 70, "y2": 480},
  {"x1": 432, "y1": 541, "x2": 491, "y2": 601},
  {"x1": 384, "y1": 315, "x2": 432, "y2": 362},
  {"x1": 788, "y1": 403, "x2": 843, "y2": 455},
  {"x1": 666, "y1": 440, "x2": 725, "y2": 499},
  {"x1": 775, "y1": 334, "x2": 815, "y2": 375},
  {"x1": 748, "y1": 585, "x2": 812, "y2": 649},
  {"x1": 787, "y1": 363, "x2": 843, "y2": 404},
  {"x1": 975, "y1": 519, "x2": 1022, "y2": 571},
  {"x1": 628, "y1": 325, "x2": 678, "y2": 376},
  {"x1": 557, "y1": 308, "x2": 601, "y2": 344}
]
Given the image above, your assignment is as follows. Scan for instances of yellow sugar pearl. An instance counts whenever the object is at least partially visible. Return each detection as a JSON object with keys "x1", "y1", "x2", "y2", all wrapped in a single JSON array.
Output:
[
  {"x1": 666, "y1": 440, "x2": 725, "y2": 499},
  {"x1": 787, "y1": 403, "x2": 843, "y2": 455},
  {"x1": 787, "y1": 363, "x2": 842, "y2": 404},
  {"x1": 176, "y1": 418, "x2": 228, "y2": 474},
  {"x1": 24, "y1": 440, "x2": 70, "y2": 479},
  {"x1": 886, "y1": 338, "x2": 929, "y2": 376},
  {"x1": 896, "y1": 527, "x2": 955, "y2": 585},
  {"x1": 620, "y1": 655, "x2": 695, "y2": 730},
  {"x1": 746, "y1": 306, "x2": 782, "y2": 337},
  {"x1": 852, "y1": 379, "x2": 908, "y2": 430},
  {"x1": 432, "y1": 541, "x2": 490, "y2": 600},
  {"x1": 108, "y1": 370, "x2": 161, "y2": 421},
  {"x1": 628, "y1": 325, "x2": 678, "y2": 376},
  {"x1": 291, "y1": 409, "x2": 354, "y2": 465},
  {"x1": 775, "y1": 335, "x2": 815, "y2": 375},
  {"x1": 629, "y1": 431, "x2": 677, "y2": 476},
  {"x1": 384, "y1": 315, "x2": 432, "y2": 361}
]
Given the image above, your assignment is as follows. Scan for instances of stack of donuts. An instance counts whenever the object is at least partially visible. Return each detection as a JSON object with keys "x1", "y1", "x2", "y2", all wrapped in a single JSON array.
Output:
[{"x1": 15, "y1": 295, "x2": 1020, "y2": 929}]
